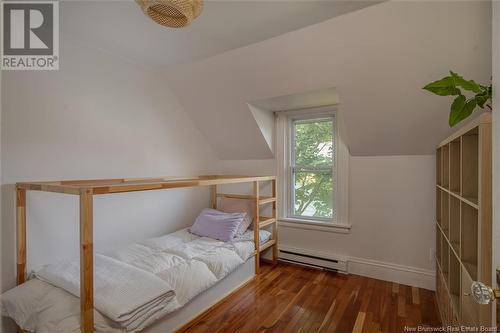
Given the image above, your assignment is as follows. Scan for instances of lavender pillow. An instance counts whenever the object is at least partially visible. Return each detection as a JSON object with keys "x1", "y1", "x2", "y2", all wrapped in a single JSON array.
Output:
[{"x1": 190, "y1": 208, "x2": 245, "y2": 242}]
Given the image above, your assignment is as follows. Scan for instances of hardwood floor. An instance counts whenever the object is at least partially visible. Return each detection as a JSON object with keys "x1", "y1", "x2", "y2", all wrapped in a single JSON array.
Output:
[{"x1": 178, "y1": 262, "x2": 441, "y2": 333}]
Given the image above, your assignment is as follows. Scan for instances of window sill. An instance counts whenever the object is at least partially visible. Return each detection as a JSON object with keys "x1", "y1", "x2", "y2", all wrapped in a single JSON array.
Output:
[{"x1": 278, "y1": 218, "x2": 352, "y2": 234}]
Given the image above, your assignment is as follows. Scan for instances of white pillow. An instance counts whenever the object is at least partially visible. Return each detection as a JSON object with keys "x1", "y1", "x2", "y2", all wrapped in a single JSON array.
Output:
[
  {"x1": 236, "y1": 215, "x2": 253, "y2": 235},
  {"x1": 236, "y1": 229, "x2": 272, "y2": 244},
  {"x1": 1, "y1": 279, "x2": 46, "y2": 331}
]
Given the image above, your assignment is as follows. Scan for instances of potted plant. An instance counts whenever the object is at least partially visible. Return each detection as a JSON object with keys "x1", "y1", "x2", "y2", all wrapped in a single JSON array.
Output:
[{"x1": 423, "y1": 71, "x2": 492, "y2": 127}]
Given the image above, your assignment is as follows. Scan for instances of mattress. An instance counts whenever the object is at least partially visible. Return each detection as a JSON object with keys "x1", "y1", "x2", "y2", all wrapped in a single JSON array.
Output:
[{"x1": 1, "y1": 228, "x2": 271, "y2": 333}]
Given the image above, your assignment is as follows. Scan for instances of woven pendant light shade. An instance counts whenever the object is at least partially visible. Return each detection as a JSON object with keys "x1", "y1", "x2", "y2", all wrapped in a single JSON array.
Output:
[{"x1": 136, "y1": 0, "x2": 203, "y2": 28}]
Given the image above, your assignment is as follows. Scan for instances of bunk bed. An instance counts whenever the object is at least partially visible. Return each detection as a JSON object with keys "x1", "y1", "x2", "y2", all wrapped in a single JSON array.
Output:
[{"x1": 14, "y1": 175, "x2": 278, "y2": 333}]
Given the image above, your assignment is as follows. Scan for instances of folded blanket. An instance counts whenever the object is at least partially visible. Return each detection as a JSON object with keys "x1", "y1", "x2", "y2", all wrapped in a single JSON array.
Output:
[{"x1": 36, "y1": 254, "x2": 175, "y2": 331}]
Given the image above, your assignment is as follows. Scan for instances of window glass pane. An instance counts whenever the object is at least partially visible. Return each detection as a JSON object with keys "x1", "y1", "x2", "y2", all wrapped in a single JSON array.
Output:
[
  {"x1": 294, "y1": 119, "x2": 333, "y2": 167},
  {"x1": 293, "y1": 171, "x2": 333, "y2": 219}
]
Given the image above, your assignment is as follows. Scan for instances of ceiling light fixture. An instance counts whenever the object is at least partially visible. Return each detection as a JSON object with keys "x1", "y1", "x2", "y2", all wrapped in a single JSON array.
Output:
[{"x1": 136, "y1": 0, "x2": 203, "y2": 28}]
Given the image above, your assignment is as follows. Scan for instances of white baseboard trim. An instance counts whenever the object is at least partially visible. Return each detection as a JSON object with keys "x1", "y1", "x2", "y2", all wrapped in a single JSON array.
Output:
[
  {"x1": 277, "y1": 244, "x2": 435, "y2": 290},
  {"x1": 279, "y1": 245, "x2": 347, "y2": 262},
  {"x1": 347, "y1": 256, "x2": 435, "y2": 291}
]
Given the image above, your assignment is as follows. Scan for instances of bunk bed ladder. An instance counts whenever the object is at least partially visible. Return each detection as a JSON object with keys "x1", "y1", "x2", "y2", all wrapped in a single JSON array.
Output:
[
  {"x1": 214, "y1": 179, "x2": 278, "y2": 274},
  {"x1": 253, "y1": 179, "x2": 278, "y2": 274}
]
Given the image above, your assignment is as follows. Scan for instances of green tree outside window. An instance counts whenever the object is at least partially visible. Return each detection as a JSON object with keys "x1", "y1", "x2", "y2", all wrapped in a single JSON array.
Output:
[{"x1": 292, "y1": 118, "x2": 334, "y2": 219}]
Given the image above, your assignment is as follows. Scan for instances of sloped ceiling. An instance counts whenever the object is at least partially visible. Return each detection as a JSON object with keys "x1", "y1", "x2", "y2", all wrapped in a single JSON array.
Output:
[
  {"x1": 166, "y1": 1, "x2": 492, "y2": 159},
  {"x1": 250, "y1": 87, "x2": 339, "y2": 112},
  {"x1": 61, "y1": 0, "x2": 381, "y2": 69}
]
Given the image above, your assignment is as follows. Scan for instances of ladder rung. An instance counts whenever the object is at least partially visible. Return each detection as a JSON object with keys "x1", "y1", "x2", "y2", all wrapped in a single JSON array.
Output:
[
  {"x1": 260, "y1": 239, "x2": 276, "y2": 252},
  {"x1": 259, "y1": 197, "x2": 276, "y2": 205},
  {"x1": 259, "y1": 217, "x2": 276, "y2": 228},
  {"x1": 216, "y1": 193, "x2": 255, "y2": 200}
]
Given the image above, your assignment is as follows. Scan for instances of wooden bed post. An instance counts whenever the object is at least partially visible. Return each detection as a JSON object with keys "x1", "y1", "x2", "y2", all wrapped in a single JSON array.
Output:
[
  {"x1": 253, "y1": 181, "x2": 260, "y2": 274},
  {"x1": 80, "y1": 189, "x2": 94, "y2": 333},
  {"x1": 272, "y1": 179, "x2": 278, "y2": 264},
  {"x1": 211, "y1": 185, "x2": 217, "y2": 209},
  {"x1": 16, "y1": 187, "x2": 27, "y2": 285}
]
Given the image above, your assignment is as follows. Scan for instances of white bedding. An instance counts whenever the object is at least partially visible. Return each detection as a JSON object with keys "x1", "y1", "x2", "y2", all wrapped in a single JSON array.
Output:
[
  {"x1": 35, "y1": 254, "x2": 176, "y2": 332},
  {"x1": 1, "y1": 228, "x2": 271, "y2": 333}
]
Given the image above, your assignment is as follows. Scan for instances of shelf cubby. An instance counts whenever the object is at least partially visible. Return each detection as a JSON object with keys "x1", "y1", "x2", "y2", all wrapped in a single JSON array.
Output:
[
  {"x1": 461, "y1": 267, "x2": 480, "y2": 326},
  {"x1": 449, "y1": 196, "x2": 460, "y2": 255},
  {"x1": 442, "y1": 238, "x2": 449, "y2": 285},
  {"x1": 442, "y1": 144, "x2": 450, "y2": 189},
  {"x1": 436, "y1": 114, "x2": 491, "y2": 328},
  {"x1": 461, "y1": 203, "x2": 478, "y2": 281},
  {"x1": 449, "y1": 139, "x2": 461, "y2": 194},
  {"x1": 436, "y1": 262, "x2": 443, "y2": 297},
  {"x1": 449, "y1": 251, "x2": 461, "y2": 315},
  {"x1": 436, "y1": 267, "x2": 452, "y2": 326},
  {"x1": 441, "y1": 192, "x2": 449, "y2": 237},
  {"x1": 436, "y1": 188, "x2": 442, "y2": 225},
  {"x1": 436, "y1": 227, "x2": 442, "y2": 266},
  {"x1": 461, "y1": 129, "x2": 478, "y2": 204},
  {"x1": 436, "y1": 147, "x2": 442, "y2": 186}
]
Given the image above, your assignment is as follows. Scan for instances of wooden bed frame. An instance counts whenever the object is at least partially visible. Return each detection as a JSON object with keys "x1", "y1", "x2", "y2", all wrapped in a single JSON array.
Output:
[{"x1": 15, "y1": 175, "x2": 278, "y2": 333}]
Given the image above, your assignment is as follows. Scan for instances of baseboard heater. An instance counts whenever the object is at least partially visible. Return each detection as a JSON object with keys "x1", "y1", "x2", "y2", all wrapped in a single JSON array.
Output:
[{"x1": 279, "y1": 248, "x2": 348, "y2": 273}]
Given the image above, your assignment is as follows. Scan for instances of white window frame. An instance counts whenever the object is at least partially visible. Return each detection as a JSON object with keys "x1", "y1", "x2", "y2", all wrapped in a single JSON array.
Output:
[{"x1": 276, "y1": 106, "x2": 351, "y2": 233}]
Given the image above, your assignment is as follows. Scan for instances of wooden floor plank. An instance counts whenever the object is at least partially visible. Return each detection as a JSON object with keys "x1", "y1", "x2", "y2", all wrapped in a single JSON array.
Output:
[
  {"x1": 392, "y1": 282, "x2": 399, "y2": 294},
  {"x1": 176, "y1": 263, "x2": 440, "y2": 333},
  {"x1": 352, "y1": 312, "x2": 366, "y2": 333},
  {"x1": 412, "y1": 286, "x2": 420, "y2": 305}
]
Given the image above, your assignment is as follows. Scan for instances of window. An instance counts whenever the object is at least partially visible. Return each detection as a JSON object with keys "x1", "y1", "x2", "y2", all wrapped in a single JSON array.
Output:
[
  {"x1": 276, "y1": 107, "x2": 349, "y2": 231},
  {"x1": 290, "y1": 116, "x2": 334, "y2": 220}
]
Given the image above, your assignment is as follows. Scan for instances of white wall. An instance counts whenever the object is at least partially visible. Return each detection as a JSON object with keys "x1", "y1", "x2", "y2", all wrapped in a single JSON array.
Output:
[
  {"x1": 0, "y1": 34, "x2": 219, "y2": 298},
  {"x1": 220, "y1": 154, "x2": 436, "y2": 289},
  {"x1": 349, "y1": 155, "x2": 435, "y2": 272},
  {"x1": 248, "y1": 104, "x2": 274, "y2": 153}
]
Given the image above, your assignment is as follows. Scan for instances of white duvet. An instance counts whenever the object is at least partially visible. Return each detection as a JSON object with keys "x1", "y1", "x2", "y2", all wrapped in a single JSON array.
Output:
[
  {"x1": 1, "y1": 228, "x2": 271, "y2": 333},
  {"x1": 35, "y1": 254, "x2": 176, "y2": 332}
]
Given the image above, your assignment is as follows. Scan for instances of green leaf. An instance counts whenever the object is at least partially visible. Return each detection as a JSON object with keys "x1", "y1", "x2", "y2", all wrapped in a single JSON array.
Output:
[
  {"x1": 449, "y1": 98, "x2": 477, "y2": 127},
  {"x1": 449, "y1": 95, "x2": 466, "y2": 126},
  {"x1": 423, "y1": 76, "x2": 461, "y2": 96},
  {"x1": 450, "y1": 71, "x2": 482, "y2": 93},
  {"x1": 449, "y1": 94, "x2": 466, "y2": 119},
  {"x1": 475, "y1": 92, "x2": 489, "y2": 108}
]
